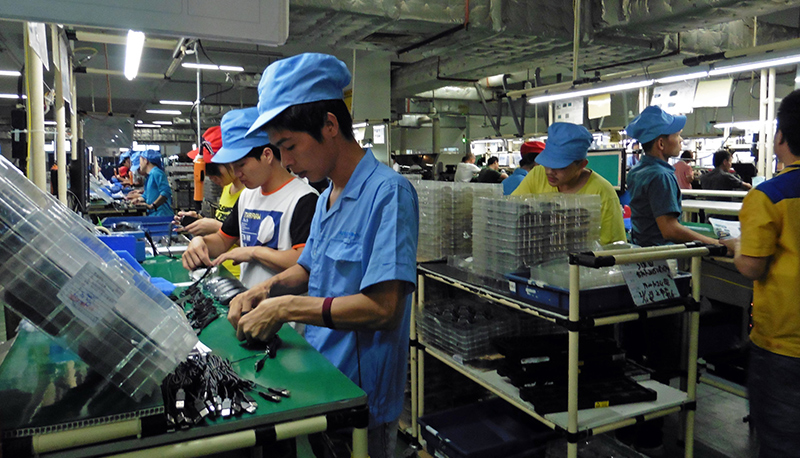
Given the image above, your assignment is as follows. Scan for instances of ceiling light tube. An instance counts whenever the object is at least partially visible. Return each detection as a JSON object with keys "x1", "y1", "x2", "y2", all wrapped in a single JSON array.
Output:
[
  {"x1": 153, "y1": 121, "x2": 173, "y2": 125},
  {"x1": 352, "y1": 122, "x2": 368, "y2": 128},
  {"x1": 124, "y1": 30, "x2": 146, "y2": 81},
  {"x1": 709, "y1": 52, "x2": 800, "y2": 76},
  {"x1": 182, "y1": 63, "x2": 244, "y2": 72},
  {"x1": 146, "y1": 109, "x2": 182, "y2": 115},
  {"x1": 135, "y1": 124, "x2": 160, "y2": 128},
  {"x1": 0, "y1": 70, "x2": 21, "y2": 77},
  {"x1": 160, "y1": 100, "x2": 194, "y2": 106},
  {"x1": 0, "y1": 93, "x2": 26, "y2": 99},
  {"x1": 528, "y1": 79, "x2": 653, "y2": 105},
  {"x1": 655, "y1": 71, "x2": 709, "y2": 84},
  {"x1": 713, "y1": 120, "x2": 775, "y2": 130},
  {"x1": 44, "y1": 120, "x2": 57, "y2": 125}
]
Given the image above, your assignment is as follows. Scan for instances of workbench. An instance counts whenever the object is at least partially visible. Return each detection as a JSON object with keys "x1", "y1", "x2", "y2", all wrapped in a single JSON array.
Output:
[{"x1": 0, "y1": 256, "x2": 368, "y2": 457}]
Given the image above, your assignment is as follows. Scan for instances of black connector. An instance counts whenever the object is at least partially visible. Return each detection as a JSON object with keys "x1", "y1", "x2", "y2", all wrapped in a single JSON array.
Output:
[
  {"x1": 258, "y1": 391, "x2": 282, "y2": 403},
  {"x1": 268, "y1": 387, "x2": 290, "y2": 398},
  {"x1": 221, "y1": 398, "x2": 232, "y2": 417},
  {"x1": 175, "y1": 388, "x2": 186, "y2": 410}
]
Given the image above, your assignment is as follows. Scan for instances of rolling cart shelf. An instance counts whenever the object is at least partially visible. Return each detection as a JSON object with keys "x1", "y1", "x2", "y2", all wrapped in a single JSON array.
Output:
[
  {"x1": 411, "y1": 243, "x2": 722, "y2": 458},
  {"x1": 424, "y1": 345, "x2": 690, "y2": 434}
]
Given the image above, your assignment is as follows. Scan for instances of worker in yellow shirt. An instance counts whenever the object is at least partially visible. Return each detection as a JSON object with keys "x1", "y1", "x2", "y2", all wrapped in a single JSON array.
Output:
[{"x1": 511, "y1": 123, "x2": 626, "y2": 245}]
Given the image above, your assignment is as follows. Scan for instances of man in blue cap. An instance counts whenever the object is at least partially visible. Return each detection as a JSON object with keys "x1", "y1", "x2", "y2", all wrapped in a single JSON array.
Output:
[
  {"x1": 511, "y1": 122, "x2": 626, "y2": 245},
  {"x1": 228, "y1": 53, "x2": 419, "y2": 458},
  {"x1": 131, "y1": 149, "x2": 173, "y2": 217},
  {"x1": 181, "y1": 107, "x2": 318, "y2": 289},
  {"x1": 626, "y1": 106, "x2": 732, "y2": 249}
]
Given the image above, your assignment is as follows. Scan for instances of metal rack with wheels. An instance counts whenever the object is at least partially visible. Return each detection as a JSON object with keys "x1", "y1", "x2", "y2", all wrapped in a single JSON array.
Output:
[{"x1": 411, "y1": 242, "x2": 725, "y2": 458}]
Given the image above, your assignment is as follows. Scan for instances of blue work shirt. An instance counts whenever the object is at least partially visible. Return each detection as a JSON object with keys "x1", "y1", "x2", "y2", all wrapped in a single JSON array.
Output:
[
  {"x1": 297, "y1": 150, "x2": 419, "y2": 428},
  {"x1": 627, "y1": 155, "x2": 682, "y2": 246},
  {"x1": 143, "y1": 166, "x2": 173, "y2": 217},
  {"x1": 502, "y1": 167, "x2": 528, "y2": 195}
]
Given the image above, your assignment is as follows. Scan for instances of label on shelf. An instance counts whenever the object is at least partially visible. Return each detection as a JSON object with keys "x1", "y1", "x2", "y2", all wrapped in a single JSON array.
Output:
[{"x1": 621, "y1": 260, "x2": 680, "y2": 306}]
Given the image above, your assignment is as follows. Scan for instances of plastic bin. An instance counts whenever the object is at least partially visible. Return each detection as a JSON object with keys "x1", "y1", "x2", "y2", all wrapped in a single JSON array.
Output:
[
  {"x1": 505, "y1": 270, "x2": 692, "y2": 316},
  {"x1": 101, "y1": 215, "x2": 174, "y2": 238},
  {"x1": 419, "y1": 398, "x2": 557, "y2": 458}
]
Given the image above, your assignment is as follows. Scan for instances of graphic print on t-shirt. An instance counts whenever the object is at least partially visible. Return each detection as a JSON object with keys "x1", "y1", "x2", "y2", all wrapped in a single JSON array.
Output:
[{"x1": 240, "y1": 209, "x2": 283, "y2": 249}]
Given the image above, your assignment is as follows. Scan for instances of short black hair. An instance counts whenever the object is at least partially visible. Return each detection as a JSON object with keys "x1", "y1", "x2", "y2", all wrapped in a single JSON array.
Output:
[
  {"x1": 712, "y1": 150, "x2": 731, "y2": 168},
  {"x1": 777, "y1": 89, "x2": 800, "y2": 157},
  {"x1": 241, "y1": 144, "x2": 281, "y2": 162},
  {"x1": 264, "y1": 99, "x2": 354, "y2": 143},
  {"x1": 487, "y1": 156, "x2": 499, "y2": 166},
  {"x1": 641, "y1": 135, "x2": 668, "y2": 154},
  {"x1": 519, "y1": 153, "x2": 537, "y2": 168}
]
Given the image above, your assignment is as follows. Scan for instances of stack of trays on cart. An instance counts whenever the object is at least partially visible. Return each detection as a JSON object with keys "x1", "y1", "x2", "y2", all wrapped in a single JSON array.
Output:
[{"x1": 494, "y1": 333, "x2": 658, "y2": 414}]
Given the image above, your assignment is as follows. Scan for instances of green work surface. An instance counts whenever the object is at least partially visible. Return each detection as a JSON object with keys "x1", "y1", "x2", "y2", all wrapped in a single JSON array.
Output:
[
  {"x1": 0, "y1": 256, "x2": 365, "y2": 441},
  {"x1": 141, "y1": 255, "x2": 234, "y2": 283}
]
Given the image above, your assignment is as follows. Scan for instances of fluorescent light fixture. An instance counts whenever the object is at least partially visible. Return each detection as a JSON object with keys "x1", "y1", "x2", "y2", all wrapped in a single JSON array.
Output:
[
  {"x1": 352, "y1": 122, "x2": 368, "y2": 128},
  {"x1": 160, "y1": 100, "x2": 194, "y2": 106},
  {"x1": 713, "y1": 120, "x2": 775, "y2": 130},
  {"x1": 528, "y1": 79, "x2": 653, "y2": 104},
  {"x1": 182, "y1": 62, "x2": 244, "y2": 72},
  {"x1": 124, "y1": 30, "x2": 145, "y2": 81},
  {"x1": 0, "y1": 93, "x2": 26, "y2": 99},
  {"x1": 0, "y1": 70, "x2": 21, "y2": 77},
  {"x1": 135, "y1": 123, "x2": 160, "y2": 128},
  {"x1": 146, "y1": 109, "x2": 181, "y2": 115},
  {"x1": 44, "y1": 120, "x2": 57, "y2": 125},
  {"x1": 655, "y1": 71, "x2": 709, "y2": 84},
  {"x1": 153, "y1": 120, "x2": 173, "y2": 125},
  {"x1": 709, "y1": 53, "x2": 800, "y2": 76}
]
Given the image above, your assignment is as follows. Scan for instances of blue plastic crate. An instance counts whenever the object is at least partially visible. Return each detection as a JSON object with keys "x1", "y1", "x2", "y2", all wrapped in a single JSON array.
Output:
[
  {"x1": 101, "y1": 215, "x2": 174, "y2": 238},
  {"x1": 419, "y1": 398, "x2": 556, "y2": 458},
  {"x1": 505, "y1": 270, "x2": 691, "y2": 316}
]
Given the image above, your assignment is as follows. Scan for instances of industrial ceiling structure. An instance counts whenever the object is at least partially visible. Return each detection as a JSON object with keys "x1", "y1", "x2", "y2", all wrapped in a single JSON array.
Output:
[{"x1": 0, "y1": 0, "x2": 798, "y2": 141}]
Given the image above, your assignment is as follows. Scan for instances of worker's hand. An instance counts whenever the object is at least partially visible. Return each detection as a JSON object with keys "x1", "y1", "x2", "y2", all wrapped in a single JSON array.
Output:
[
  {"x1": 235, "y1": 296, "x2": 288, "y2": 342},
  {"x1": 719, "y1": 237, "x2": 738, "y2": 257},
  {"x1": 182, "y1": 218, "x2": 221, "y2": 236},
  {"x1": 173, "y1": 211, "x2": 199, "y2": 230},
  {"x1": 181, "y1": 236, "x2": 212, "y2": 270},
  {"x1": 212, "y1": 246, "x2": 255, "y2": 266},
  {"x1": 228, "y1": 282, "x2": 271, "y2": 330}
]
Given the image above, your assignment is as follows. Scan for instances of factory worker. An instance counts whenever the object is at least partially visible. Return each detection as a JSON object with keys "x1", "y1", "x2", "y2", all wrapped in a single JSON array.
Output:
[
  {"x1": 132, "y1": 149, "x2": 173, "y2": 217},
  {"x1": 512, "y1": 123, "x2": 626, "y2": 245},
  {"x1": 454, "y1": 152, "x2": 481, "y2": 182},
  {"x1": 503, "y1": 140, "x2": 544, "y2": 195},
  {"x1": 181, "y1": 108, "x2": 318, "y2": 289},
  {"x1": 227, "y1": 53, "x2": 419, "y2": 458},
  {"x1": 115, "y1": 151, "x2": 131, "y2": 183},
  {"x1": 625, "y1": 106, "x2": 733, "y2": 250}
]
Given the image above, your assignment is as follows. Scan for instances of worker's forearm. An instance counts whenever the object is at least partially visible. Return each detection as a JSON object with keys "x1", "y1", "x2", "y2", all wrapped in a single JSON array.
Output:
[{"x1": 250, "y1": 246, "x2": 303, "y2": 272}]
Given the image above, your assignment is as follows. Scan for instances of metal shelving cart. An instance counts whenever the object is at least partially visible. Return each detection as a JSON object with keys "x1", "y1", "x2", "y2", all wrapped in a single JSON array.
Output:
[{"x1": 411, "y1": 242, "x2": 726, "y2": 458}]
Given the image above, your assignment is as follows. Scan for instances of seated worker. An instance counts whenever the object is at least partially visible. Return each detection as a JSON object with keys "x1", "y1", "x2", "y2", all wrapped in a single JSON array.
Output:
[
  {"x1": 512, "y1": 123, "x2": 626, "y2": 245},
  {"x1": 674, "y1": 150, "x2": 695, "y2": 190},
  {"x1": 131, "y1": 149, "x2": 173, "y2": 216},
  {"x1": 454, "y1": 152, "x2": 481, "y2": 182},
  {"x1": 115, "y1": 152, "x2": 131, "y2": 183},
  {"x1": 181, "y1": 107, "x2": 318, "y2": 289},
  {"x1": 175, "y1": 144, "x2": 245, "y2": 278},
  {"x1": 625, "y1": 106, "x2": 736, "y2": 249},
  {"x1": 477, "y1": 156, "x2": 508, "y2": 183},
  {"x1": 503, "y1": 141, "x2": 545, "y2": 195},
  {"x1": 700, "y1": 149, "x2": 752, "y2": 191}
]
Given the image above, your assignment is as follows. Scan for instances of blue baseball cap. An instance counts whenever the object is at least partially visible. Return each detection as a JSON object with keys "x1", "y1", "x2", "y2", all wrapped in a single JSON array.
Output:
[
  {"x1": 246, "y1": 53, "x2": 351, "y2": 136},
  {"x1": 212, "y1": 108, "x2": 271, "y2": 164},
  {"x1": 625, "y1": 106, "x2": 686, "y2": 144},
  {"x1": 535, "y1": 123, "x2": 593, "y2": 169},
  {"x1": 129, "y1": 150, "x2": 141, "y2": 174},
  {"x1": 119, "y1": 151, "x2": 131, "y2": 163}
]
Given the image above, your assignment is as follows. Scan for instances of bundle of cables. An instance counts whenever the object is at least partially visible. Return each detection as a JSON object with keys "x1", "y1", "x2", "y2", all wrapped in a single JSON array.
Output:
[{"x1": 161, "y1": 353, "x2": 258, "y2": 428}]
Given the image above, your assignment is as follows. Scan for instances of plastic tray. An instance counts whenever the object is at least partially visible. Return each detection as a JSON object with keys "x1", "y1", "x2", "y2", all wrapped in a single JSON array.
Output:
[
  {"x1": 419, "y1": 398, "x2": 557, "y2": 458},
  {"x1": 504, "y1": 270, "x2": 692, "y2": 317}
]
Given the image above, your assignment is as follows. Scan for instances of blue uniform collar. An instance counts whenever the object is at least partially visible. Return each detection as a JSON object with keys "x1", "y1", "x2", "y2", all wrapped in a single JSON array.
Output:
[
  {"x1": 639, "y1": 154, "x2": 675, "y2": 170},
  {"x1": 512, "y1": 168, "x2": 528, "y2": 177},
  {"x1": 322, "y1": 149, "x2": 379, "y2": 218}
]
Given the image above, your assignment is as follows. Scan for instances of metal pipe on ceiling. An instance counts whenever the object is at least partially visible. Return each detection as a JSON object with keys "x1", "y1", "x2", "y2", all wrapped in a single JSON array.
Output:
[
  {"x1": 72, "y1": 31, "x2": 177, "y2": 50},
  {"x1": 74, "y1": 67, "x2": 166, "y2": 80}
]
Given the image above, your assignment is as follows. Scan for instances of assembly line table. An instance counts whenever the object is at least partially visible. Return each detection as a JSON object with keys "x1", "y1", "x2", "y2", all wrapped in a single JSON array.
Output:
[{"x1": 0, "y1": 256, "x2": 368, "y2": 458}]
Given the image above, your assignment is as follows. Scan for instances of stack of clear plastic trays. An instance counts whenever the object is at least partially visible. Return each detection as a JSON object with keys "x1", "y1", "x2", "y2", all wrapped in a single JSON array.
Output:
[
  {"x1": 412, "y1": 180, "x2": 502, "y2": 262},
  {"x1": 471, "y1": 194, "x2": 602, "y2": 279},
  {"x1": 0, "y1": 156, "x2": 197, "y2": 400}
]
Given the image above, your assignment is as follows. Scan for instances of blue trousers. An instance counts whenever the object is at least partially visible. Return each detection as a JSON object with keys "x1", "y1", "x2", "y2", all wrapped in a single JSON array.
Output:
[{"x1": 748, "y1": 342, "x2": 800, "y2": 458}]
